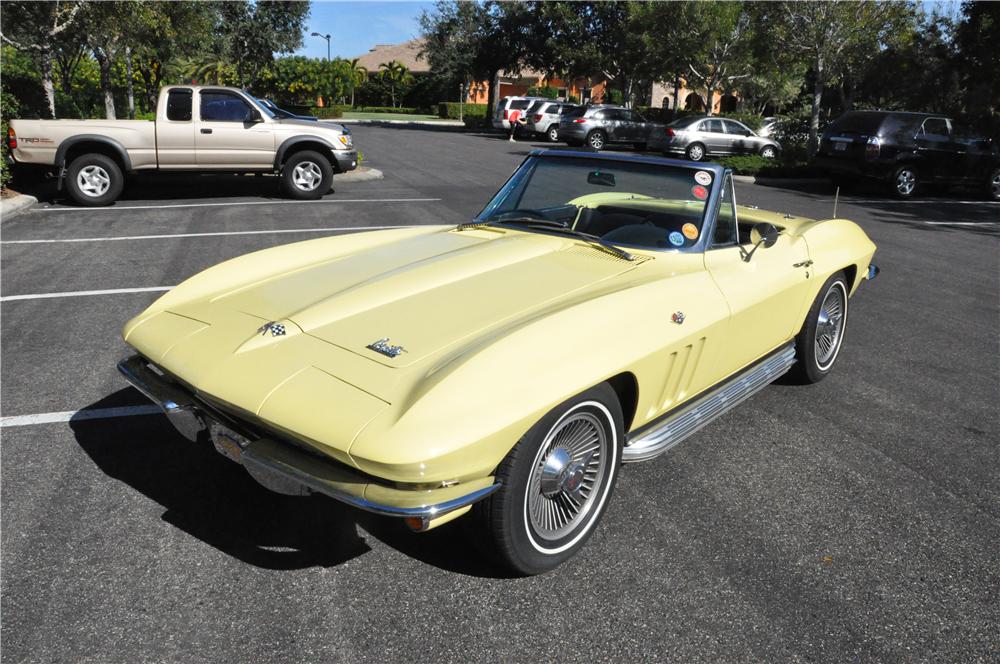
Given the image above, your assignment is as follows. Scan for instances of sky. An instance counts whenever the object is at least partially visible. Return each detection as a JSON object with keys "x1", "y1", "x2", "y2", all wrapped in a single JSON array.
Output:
[{"x1": 293, "y1": 1, "x2": 435, "y2": 61}]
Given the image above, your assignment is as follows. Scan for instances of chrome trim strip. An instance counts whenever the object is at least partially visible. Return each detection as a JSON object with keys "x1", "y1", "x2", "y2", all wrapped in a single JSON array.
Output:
[
  {"x1": 623, "y1": 343, "x2": 796, "y2": 463},
  {"x1": 117, "y1": 355, "x2": 207, "y2": 441}
]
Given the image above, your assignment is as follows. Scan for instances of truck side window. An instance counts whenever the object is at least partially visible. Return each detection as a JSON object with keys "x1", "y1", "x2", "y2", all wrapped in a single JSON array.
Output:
[
  {"x1": 166, "y1": 89, "x2": 192, "y2": 122},
  {"x1": 200, "y1": 91, "x2": 254, "y2": 122}
]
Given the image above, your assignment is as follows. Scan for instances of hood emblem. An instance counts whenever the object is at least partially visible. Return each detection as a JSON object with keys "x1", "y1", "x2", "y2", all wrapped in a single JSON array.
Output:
[
  {"x1": 257, "y1": 321, "x2": 286, "y2": 337},
  {"x1": 671, "y1": 311, "x2": 685, "y2": 325},
  {"x1": 367, "y1": 337, "x2": 406, "y2": 358}
]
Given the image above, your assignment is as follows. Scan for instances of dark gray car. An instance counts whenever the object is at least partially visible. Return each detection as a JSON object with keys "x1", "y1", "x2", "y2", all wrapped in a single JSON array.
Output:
[
  {"x1": 649, "y1": 116, "x2": 781, "y2": 161},
  {"x1": 558, "y1": 105, "x2": 661, "y2": 150}
]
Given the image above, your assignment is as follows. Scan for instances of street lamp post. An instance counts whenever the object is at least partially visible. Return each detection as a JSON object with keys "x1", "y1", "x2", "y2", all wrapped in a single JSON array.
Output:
[{"x1": 311, "y1": 32, "x2": 331, "y2": 61}]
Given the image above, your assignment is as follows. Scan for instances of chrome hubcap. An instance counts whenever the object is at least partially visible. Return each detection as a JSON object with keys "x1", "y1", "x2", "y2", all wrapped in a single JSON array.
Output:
[
  {"x1": 528, "y1": 412, "x2": 608, "y2": 540},
  {"x1": 548, "y1": 127, "x2": 559, "y2": 141},
  {"x1": 689, "y1": 145, "x2": 703, "y2": 160},
  {"x1": 896, "y1": 170, "x2": 916, "y2": 195},
  {"x1": 292, "y1": 161, "x2": 323, "y2": 191},
  {"x1": 815, "y1": 285, "x2": 845, "y2": 368},
  {"x1": 762, "y1": 147, "x2": 775, "y2": 158},
  {"x1": 589, "y1": 133, "x2": 604, "y2": 149},
  {"x1": 991, "y1": 173, "x2": 1000, "y2": 198},
  {"x1": 77, "y1": 165, "x2": 111, "y2": 197}
]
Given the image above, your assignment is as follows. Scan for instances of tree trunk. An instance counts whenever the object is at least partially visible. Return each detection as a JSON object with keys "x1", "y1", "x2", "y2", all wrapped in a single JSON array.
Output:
[
  {"x1": 125, "y1": 47, "x2": 135, "y2": 119},
  {"x1": 672, "y1": 73, "x2": 680, "y2": 113},
  {"x1": 40, "y1": 47, "x2": 56, "y2": 119},
  {"x1": 94, "y1": 50, "x2": 116, "y2": 119},
  {"x1": 705, "y1": 88, "x2": 715, "y2": 116},
  {"x1": 486, "y1": 68, "x2": 500, "y2": 126},
  {"x1": 808, "y1": 55, "x2": 824, "y2": 155}
]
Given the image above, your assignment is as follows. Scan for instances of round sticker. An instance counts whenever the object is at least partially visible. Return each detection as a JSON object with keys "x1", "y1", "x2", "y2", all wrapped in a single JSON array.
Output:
[
  {"x1": 692, "y1": 185, "x2": 708, "y2": 200},
  {"x1": 682, "y1": 223, "x2": 699, "y2": 240},
  {"x1": 694, "y1": 170, "x2": 713, "y2": 186},
  {"x1": 668, "y1": 231, "x2": 685, "y2": 247}
]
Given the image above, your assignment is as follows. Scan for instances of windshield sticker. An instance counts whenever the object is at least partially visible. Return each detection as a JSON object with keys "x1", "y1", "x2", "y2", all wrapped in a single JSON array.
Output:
[
  {"x1": 694, "y1": 170, "x2": 713, "y2": 186},
  {"x1": 668, "y1": 231, "x2": 685, "y2": 247},
  {"x1": 682, "y1": 223, "x2": 699, "y2": 240},
  {"x1": 692, "y1": 185, "x2": 709, "y2": 200}
]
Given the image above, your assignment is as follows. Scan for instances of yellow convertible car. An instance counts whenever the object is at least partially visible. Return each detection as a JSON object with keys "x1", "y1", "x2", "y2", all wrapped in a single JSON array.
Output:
[{"x1": 119, "y1": 151, "x2": 878, "y2": 574}]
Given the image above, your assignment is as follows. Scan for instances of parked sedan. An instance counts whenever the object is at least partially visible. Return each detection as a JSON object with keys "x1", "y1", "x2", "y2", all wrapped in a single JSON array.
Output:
[
  {"x1": 559, "y1": 105, "x2": 660, "y2": 150},
  {"x1": 649, "y1": 116, "x2": 781, "y2": 161},
  {"x1": 118, "y1": 150, "x2": 879, "y2": 575},
  {"x1": 813, "y1": 110, "x2": 1000, "y2": 199}
]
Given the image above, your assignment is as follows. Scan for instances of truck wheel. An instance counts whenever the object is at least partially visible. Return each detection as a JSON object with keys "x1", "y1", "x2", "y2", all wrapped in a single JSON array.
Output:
[
  {"x1": 66, "y1": 153, "x2": 124, "y2": 206},
  {"x1": 474, "y1": 382, "x2": 623, "y2": 575},
  {"x1": 281, "y1": 150, "x2": 332, "y2": 200}
]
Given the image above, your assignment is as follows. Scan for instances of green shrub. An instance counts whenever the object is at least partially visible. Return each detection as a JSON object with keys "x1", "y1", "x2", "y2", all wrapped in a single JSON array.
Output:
[
  {"x1": 566, "y1": 94, "x2": 579, "y2": 104},
  {"x1": 438, "y1": 102, "x2": 487, "y2": 119},
  {"x1": 526, "y1": 85, "x2": 557, "y2": 99},
  {"x1": 309, "y1": 105, "x2": 350, "y2": 119},
  {"x1": 1, "y1": 91, "x2": 19, "y2": 191},
  {"x1": 606, "y1": 89, "x2": 624, "y2": 105},
  {"x1": 715, "y1": 154, "x2": 822, "y2": 179},
  {"x1": 353, "y1": 106, "x2": 420, "y2": 114}
]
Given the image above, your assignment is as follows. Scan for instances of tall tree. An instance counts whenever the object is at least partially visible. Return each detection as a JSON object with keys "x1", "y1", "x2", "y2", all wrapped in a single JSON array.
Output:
[
  {"x1": 378, "y1": 60, "x2": 412, "y2": 108},
  {"x1": 348, "y1": 58, "x2": 367, "y2": 108},
  {"x1": 218, "y1": 1, "x2": 309, "y2": 89},
  {"x1": 0, "y1": 0, "x2": 85, "y2": 118},
  {"x1": 773, "y1": 0, "x2": 915, "y2": 152}
]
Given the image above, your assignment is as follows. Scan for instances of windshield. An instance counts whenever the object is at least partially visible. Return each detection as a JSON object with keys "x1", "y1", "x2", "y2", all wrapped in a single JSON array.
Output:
[{"x1": 477, "y1": 156, "x2": 716, "y2": 251}]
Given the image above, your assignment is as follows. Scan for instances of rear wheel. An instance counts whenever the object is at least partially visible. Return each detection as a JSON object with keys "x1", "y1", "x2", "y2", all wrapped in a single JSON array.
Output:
[
  {"x1": 891, "y1": 165, "x2": 918, "y2": 199},
  {"x1": 986, "y1": 167, "x2": 1000, "y2": 201},
  {"x1": 475, "y1": 383, "x2": 623, "y2": 575},
  {"x1": 587, "y1": 130, "x2": 607, "y2": 150},
  {"x1": 790, "y1": 272, "x2": 849, "y2": 384},
  {"x1": 65, "y1": 153, "x2": 124, "y2": 206},
  {"x1": 546, "y1": 125, "x2": 560, "y2": 142},
  {"x1": 686, "y1": 142, "x2": 706, "y2": 161},
  {"x1": 281, "y1": 150, "x2": 333, "y2": 200}
]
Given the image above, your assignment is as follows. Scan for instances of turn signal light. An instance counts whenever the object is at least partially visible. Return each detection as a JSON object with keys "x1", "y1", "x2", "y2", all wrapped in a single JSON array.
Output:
[
  {"x1": 404, "y1": 516, "x2": 428, "y2": 532},
  {"x1": 6, "y1": 127, "x2": 16, "y2": 149}
]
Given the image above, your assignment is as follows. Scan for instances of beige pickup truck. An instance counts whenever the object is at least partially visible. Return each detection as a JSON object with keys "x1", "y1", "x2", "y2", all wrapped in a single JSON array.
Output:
[{"x1": 7, "y1": 85, "x2": 358, "y2": 206}]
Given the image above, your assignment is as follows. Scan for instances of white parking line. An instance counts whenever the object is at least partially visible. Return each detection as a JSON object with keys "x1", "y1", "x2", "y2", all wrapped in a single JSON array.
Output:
[
  {"x1": 923, "y1": 221, "x2": 999, "y2": 226},
  {"x1": 2, "y1": 225, "x2": 413, "y2": 245},
  {"x1": 30, "y1": 197, "x2": 441, "y2": 212},
  {"x1": 0, "y1": 405, "x2": 161, "y2": 427},
  {"x1": 1, "y1": 286, "x2": 172, "y2": 302},
  {"x1": 843, "y1": 199, "x2": 1000, "y2": 205}
]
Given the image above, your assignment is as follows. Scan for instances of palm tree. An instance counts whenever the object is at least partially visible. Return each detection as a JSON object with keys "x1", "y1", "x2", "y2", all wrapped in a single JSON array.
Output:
[
  {"x1": 348, "y1": 58, "x2": 367, "y2": 108},
  {"x1": 378, "y1": 60, "x2": 411, "y2": 108}
]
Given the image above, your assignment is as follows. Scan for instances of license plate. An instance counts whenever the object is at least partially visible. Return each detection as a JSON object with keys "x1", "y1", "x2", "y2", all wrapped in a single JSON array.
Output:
[
  {"x1": 212, "y1": 423, "x2": 251, "y2": 463},
  {"x1": 835, "y1": 142, "x2": 847, "y2": 151}
]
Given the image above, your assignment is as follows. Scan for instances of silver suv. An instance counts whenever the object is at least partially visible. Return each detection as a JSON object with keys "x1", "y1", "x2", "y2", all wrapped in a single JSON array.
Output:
[
  {"x1": 524, "y1": 100, "x2": 579, "y2": 142},
  {"x1": 649, "y1": 116, "x2": 781, "y2": 161},
  {"x1": 558, "y1": 105, "x2": 660, "y2": 151},
  {"x1": 492, "y1": 96, "x2": 551, "y2": 130}
]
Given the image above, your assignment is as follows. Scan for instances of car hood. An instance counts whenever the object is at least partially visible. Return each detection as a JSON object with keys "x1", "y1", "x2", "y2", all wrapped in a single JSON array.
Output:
[{"x1": 191, "y1": 228, "x2": 641, "y2": 368}]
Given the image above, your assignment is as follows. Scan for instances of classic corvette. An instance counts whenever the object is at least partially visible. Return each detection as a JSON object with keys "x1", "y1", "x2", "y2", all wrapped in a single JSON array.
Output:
[{"x1": 119, "y1": 150, "x2": 878, "y2": 574}]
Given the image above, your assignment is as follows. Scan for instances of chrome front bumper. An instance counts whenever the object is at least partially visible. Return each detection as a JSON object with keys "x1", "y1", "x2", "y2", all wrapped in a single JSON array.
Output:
[{"x1": 117, "y1": 355, "x2": 500, "y2": 529}]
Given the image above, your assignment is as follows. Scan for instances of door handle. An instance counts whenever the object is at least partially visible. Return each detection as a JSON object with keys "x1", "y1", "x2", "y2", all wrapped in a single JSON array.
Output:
[{"x1": 200, "y1": 128, "x2": 213, "y2": 134}]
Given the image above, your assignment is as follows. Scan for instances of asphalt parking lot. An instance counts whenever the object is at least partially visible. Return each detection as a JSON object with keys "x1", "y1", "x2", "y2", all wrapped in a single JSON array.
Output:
[{"x1": 2, "y1": 126, "x2": 998, "y2": 662}]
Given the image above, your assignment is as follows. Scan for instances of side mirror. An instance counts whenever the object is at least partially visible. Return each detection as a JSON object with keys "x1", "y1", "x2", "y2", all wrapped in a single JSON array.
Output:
[
  {"x1": 248, "y1": 109, "x2": 263, "y2": 124},
  {"x1": 741, "y1": 222, "x2": 781, "y2": 262},
  {"x1": 743, "y1": 129, "x2": 753, "y2": 137}
]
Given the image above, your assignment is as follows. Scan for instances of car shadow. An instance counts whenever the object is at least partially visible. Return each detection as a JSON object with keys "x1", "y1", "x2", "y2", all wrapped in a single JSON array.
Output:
[{"x1": 71, "y1": 388, "x2": 514, "y2": 577}]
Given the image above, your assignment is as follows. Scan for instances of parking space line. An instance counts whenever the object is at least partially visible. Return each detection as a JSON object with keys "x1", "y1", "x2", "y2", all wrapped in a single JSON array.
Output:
[
  {"x1": 0, "y1": 405, "x2": 162, "y2": 427},
  {"x1": 923, "y1": 221, "x2": 999, "y2": 226},
  {"x1": 843, "y1": 199, "x2": 999, "y2": 205},
  {"x1": 1, "y1": 286, "x2": 172, "y2": 302},
  {"x1": 30, "y1": 197, "x2": 441, "y2": 212},
  {"x1": 2, "y1": 225, "x2": 413, "y2": 245}
]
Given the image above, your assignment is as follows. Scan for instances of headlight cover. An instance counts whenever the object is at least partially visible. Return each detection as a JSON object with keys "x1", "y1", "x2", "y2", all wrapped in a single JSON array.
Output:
[{"x1": 338, "y1": 134, "x2": 353, "y2": 148}]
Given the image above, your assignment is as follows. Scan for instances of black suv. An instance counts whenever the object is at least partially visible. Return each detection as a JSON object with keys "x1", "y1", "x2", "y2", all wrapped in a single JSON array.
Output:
[{"x1": 814, "y1": 111, "x2": 1000, "y2": 199}]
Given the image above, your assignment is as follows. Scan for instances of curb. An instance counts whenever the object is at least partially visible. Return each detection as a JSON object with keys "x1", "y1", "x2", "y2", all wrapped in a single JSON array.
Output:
[
  {"x1": 338, "y1": 119, "x2": 464, "y2": 128},
  {"x1": 0, "y1": 193, "x2": 38, "y2": 220},
  {"x1": 336, "y1": 167, "x2": 383, "y2": 183}
]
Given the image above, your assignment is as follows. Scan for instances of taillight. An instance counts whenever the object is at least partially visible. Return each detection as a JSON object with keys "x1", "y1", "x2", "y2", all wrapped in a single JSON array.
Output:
[
  {"x1": 503, "y1": 109, "x2": 509, "y2": 120},
  {"x1": 6, "y1": 127, "x2": 16, "y2": 149},
  {"x1": 533, "y1": 114, "x2": 542, "y2": 122},
  {"x1": 665, "y1": 128, "x2": 675, "y2": 137},
  {"x1": 865, "y1": 136, "x2": 881, "y2": 160},
  {"x1": 573, "y1": 118, "x2": 587, "y2": 124}
]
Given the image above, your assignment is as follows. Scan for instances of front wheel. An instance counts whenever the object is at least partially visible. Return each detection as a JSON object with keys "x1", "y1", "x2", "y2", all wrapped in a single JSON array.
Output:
[
  {"x1": 475, "y1": 383, "x2": 623, "y2": 575},
  {"x1": 65, "y1": 153, "x2": 124, "y2": 206},
  {"x1": 790, "y1": 272, "x2": 849, "y2": 384},
  {"x1": 686, "y1": 142, "x2": 706, "y2": 161},
  {"x1": 760, "y1": 145, "x2": 777, "y2": 159},
  {"x1": 587, "y1": 130, "x2": 607, "y2": 150},
  {"x1": 281, "y1": 150, "x2": 333, "y2": 200},
  {"x1": 986, "y1": 167, "x2": 1000, "y2": 201},
  {"x1": 891, "y1": 165, "x2": 918, "y2": 199}
]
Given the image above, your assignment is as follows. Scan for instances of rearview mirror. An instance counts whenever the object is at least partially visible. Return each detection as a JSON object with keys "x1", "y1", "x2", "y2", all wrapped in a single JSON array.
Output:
[{"x1": 587, "y1": 171, "x2": 616, "y2": 187}]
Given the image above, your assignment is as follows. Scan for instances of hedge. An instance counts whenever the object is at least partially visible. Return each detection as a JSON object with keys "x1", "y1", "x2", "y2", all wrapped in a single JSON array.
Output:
[
  {"x1": 438, "y1": 102, "x2": 487, "y2": 119},
  {"x1": 714, "y1": 155, "x2": 822, "y2": 178},
  {"x1": 352, "y1": 106, "x2": 422, "y2": 114},
  {"x1": 308, "y1": 105, "x2": 351, "y2": 119}
]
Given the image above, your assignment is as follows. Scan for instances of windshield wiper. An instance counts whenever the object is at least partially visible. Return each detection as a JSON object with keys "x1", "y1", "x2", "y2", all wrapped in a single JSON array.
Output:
[{"x1": 459, "y1": 218, "x2": 635, "y2": 261}]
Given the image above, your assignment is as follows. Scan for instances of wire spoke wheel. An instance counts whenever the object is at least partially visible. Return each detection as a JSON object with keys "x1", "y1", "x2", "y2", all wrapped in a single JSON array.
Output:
[
  {"x1": 77, "y1": 165, "x2": 111, "y2": 197},
  {"x1": 292, "y1": 161, "x2": 323, "y2": 191},
  {"x1": 814, "y1": 284, "x2": 846, "y2": 368},
  {"x1": 527, "y1": 411, "x2": 609, "y2": 541}
]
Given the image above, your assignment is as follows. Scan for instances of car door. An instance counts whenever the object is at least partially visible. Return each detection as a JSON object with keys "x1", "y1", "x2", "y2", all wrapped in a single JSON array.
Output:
[
  {"x1": 156, "y1": 88, "x2": 197, "y2": 169},
  {"x1": 913, "y1": 117, "x2": 955, "y2": 181},
  {"x1": 950, "y1": 122, "x2": 993, "y2": 183},
  {"x1": 195, "y1": 89, "x2": 275, "y2": 169},
  {"x1": 704, "y1": 174, "x2": 813, "y2": 375},
  {"x1": 601, "y1": 109, "x2": 624, "y2": 142},
  {"x1": 699, "y1": 119, "x2": 729, "y2": 155},
  {"x1": 723, "y1": 120, "x2": 755, "y2": 155}
]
